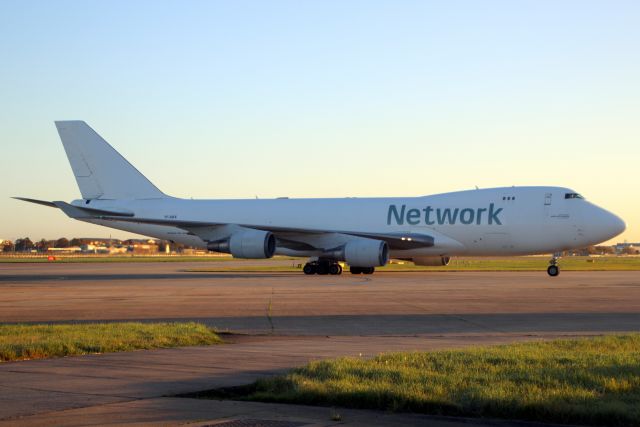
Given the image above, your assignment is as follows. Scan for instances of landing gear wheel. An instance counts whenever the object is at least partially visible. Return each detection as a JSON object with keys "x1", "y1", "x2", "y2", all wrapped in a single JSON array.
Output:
[
  {"x1": 350, "y1": 266, "x2": 375, "y2": 274},
  {"x1": 303, "y1": 263, "x2": 317, "y2": 275},
  {"x1": 329, "y1": 263, "x2": 342, "y2": 275},
  {"x1": 316, "y1": 263, "x2": 329, "y2": 275},
  {"x1": 547, "y1": 265, "x2": 559, "y2": 277},
  {"x1": 547, "y1": 252, "x2": 561, "y2": 277}
]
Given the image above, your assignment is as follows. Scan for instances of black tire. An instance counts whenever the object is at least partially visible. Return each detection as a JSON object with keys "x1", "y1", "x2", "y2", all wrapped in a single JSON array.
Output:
[
  {"x1": 303, "y1": 263, "x2": 316, "y2": 275},
  {"x1": 363, "y1": 267, "x2": 375, "y2": 275},
  {"x1": 547, "y1": 265, "x2": 559, "y2": 277},
  {"x1": 350, "y1": 266, "x2": 362, "y2": 274},
  {"x1": 317, "y1": 263, "x2": 329, "y2": 275},
  {"x1": 329, "y1": 263, "x2": 341, "y2": 275}
]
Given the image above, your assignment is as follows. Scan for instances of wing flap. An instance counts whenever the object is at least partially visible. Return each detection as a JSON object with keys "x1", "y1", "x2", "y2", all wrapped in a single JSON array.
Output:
[{"x1": 56, "y1": 213, "x2": 437, "y2": 249}]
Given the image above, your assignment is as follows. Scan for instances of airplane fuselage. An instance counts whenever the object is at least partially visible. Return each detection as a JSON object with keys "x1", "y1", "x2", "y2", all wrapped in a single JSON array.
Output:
[{"x1": 78, "y1": 185, "x2": 624, "y2": 258}]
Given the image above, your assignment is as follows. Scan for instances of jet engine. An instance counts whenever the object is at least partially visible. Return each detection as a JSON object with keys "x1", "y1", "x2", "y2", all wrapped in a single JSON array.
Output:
[
  {"x1": 412, "y1": 256, "x2": 451, "y2": 266},
  {"x1": 333, "y1": 239, "x2": 389, "y2": 267},
  {"x1": 207, "y1": 229, "x2": 276, "y2": 259}
]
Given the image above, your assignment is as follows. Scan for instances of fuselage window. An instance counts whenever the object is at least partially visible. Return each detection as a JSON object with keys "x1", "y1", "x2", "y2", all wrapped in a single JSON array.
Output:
[{"x1": 565, "y1": 193, "x2": 584, "y2": 199}]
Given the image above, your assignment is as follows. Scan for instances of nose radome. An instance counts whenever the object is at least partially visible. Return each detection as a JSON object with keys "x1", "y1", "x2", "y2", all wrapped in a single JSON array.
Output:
[
  {"x1": 600, "y1": 209, "x2": 626, "y2": 241},
  {"x1": 609, "y1": 212, "x2": 626, "y2": 237}
]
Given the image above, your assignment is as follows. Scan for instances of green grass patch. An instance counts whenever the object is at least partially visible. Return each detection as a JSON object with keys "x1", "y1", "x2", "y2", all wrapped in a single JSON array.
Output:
[
  {"x1": 3, "y1": 254, "x2": 638, "y2": 270},
  {"x1": 0, "y1": 255, "x2": 237, "y2": 263},
  {"x1": 380, "y1": 256, "x2": 640, "y2": 272},
  {"x1": 186, "y1": 256, "x2": 640, "y2": 273},
  {"x1": 240, "y1": 335, "x2": 640, "y2": 426},
  {"x1": 0, "y1": 322, "x2": 222, "y2": 362},
  {"x1": 0, "y1": 255, "x2": 301, "y2": 263}
]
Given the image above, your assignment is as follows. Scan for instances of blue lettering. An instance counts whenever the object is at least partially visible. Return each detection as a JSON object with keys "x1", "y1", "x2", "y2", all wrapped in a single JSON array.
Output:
[
  {"x1": 423, "y1": 207, "x2": 434, "y2": 225},
  {"x1": 406, "y1": 208, "x2": 421, "y2": 225},
  {"x1": 488, "y1": 203, "x2": 503, "y2": 225},
  {"x1": 460, "y1": 208, "x2": 475, "y2": 224},
  {"x1": 436, "y1": 208, "x2": 459, "y2": 225},
  {"x1": 386, "y1": 204, "x2": 503, "y2": 226},
  {"x1": 387, "y1": 204, "x2": 406, "y2": 225},
  {"x1": 476, "y1": 208, "x2": 487, "y2": 225}
]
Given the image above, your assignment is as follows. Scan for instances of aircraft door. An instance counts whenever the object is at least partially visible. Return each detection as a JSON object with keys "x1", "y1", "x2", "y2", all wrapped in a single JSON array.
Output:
[{"x1": 544, "y1": 192, "x2": 552, "y2": 217}]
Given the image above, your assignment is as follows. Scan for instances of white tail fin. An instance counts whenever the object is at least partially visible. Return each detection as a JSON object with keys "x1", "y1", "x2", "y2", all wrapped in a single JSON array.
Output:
[{"x1": 55, "y1": 121, "x2": 165, "y2": 200}]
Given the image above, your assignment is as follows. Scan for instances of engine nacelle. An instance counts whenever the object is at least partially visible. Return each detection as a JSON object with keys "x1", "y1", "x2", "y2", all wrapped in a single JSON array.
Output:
[
  {"x1": 207, "y1": 229, "x2": 276, "y2": 259},
  {"x1": 337, "y1": 239, "x2": 389, "y2": 267},
  {"x1": 412, "y1": 256, "x2": 451, "y2": 266}
]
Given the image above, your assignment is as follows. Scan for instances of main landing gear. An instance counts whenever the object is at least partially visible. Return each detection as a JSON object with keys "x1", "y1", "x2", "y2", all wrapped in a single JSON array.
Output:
[
  {"x1": 547, "y1": 253, "x2": 560, "y2": 277},
  {"x1": 302, "y1": 258, "x2": 377, "y2": 275},
  {"x1": 350, "y1": 266, "x2": 375, "y2": 275},
  {"x1": 303, "y1": 259, "x2": 343, "y2": 275}
]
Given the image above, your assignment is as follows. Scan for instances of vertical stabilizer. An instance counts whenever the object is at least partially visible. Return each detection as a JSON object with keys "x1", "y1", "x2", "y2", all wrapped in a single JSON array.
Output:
[{"x1": 55, "y1": 121, "x2": 165, "y2": 200}]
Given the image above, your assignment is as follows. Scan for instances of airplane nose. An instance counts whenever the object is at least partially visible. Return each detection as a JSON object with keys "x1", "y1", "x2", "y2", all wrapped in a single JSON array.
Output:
[
  {"x1": 599, "y1": 209, "x2": 626, "y2": 241},
  {"x1": 608, "y1": 212, "x2": 626, "y2": 236}
]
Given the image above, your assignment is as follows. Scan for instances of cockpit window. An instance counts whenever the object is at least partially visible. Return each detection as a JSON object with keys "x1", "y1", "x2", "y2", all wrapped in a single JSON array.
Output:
[{"x1": 565, "y1": 193, "x2": 584, "y2": 199}]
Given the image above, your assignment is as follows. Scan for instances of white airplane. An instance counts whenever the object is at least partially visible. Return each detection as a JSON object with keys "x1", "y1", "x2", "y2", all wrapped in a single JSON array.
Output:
[{"x1": 15, "y1": 121, "x2": 626, "y2": 276}]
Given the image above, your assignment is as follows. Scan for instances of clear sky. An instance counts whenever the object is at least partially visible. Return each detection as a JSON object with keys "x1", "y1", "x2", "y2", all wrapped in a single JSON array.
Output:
[{"x1": 1, "y1": 0, "x2": 638, "y2": 243}]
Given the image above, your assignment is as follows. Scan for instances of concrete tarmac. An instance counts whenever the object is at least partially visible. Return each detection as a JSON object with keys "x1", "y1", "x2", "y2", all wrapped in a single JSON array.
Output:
[{"x1": 1, "y1": 262, "x2": 639, "y2": 426}]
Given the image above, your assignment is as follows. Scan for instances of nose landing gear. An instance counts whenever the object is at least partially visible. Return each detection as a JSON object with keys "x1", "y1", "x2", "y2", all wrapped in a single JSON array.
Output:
[{"x1": 547, "y1": 253, "x2": 561, "y2": 277}]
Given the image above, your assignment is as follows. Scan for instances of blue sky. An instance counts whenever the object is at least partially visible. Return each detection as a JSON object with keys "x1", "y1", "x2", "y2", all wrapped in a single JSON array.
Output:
[{"x1": 1, "y1": 0, "x2": 638, "y2": 242}]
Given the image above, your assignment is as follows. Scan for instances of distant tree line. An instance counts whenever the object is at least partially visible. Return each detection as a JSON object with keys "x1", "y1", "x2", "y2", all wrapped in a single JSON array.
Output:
[
  {"x1": 2, "y1": 238, "x2": 633, "y2": 255},
  {"x1": 1, "y1": 237, "x2": 191, "y2": 253}
]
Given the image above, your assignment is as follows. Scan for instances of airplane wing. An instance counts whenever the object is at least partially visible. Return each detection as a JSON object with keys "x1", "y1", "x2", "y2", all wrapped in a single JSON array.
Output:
[
  {"x1": 98, "y1": 215, "x2": 434, "y2": 250},
  {"x1": 13, "y1": 198, "x2": 436, "y2": 250}
]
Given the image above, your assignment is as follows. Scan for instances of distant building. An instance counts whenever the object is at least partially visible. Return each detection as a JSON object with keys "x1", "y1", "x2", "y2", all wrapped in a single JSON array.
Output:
[
  {"x1": 80, "y1": 241, "x2": 129, "y2": 254},
  {"x1": 181, "y1": 248, "x2": 209, "y2": 255},
  {"x1": 47, "y1": 246, "x2": 82, "y2": 253},
  {"x1": 123, "y1": 239, "x2": 159, "y2": 254},
  {"x1": 615, "y1": 243, "x2": 640, "y2": 255}
]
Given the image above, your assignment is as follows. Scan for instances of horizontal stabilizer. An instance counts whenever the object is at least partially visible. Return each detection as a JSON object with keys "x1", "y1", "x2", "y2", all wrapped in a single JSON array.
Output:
[
  {"x1": 13, "y1": 197, "x2": 134, "y2": 218},
  {"x1": 12, "y1": 197, "x2": 58, "y2": 208},
  {"x1": 52, "y1": 201, "x2": 135, "y2": 219}
]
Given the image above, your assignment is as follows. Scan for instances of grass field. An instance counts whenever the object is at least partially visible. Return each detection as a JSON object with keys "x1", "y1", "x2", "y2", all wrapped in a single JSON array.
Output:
[
  {"x1": 0, "y1": 255, "x2": 238, "y2": 263},
  {"x1": 186, "y1": 256, "x2": 640, "y2": 272},
  {"x1": 0, "y1": 322, "x2": 221, "y2": 362},
  {"x1": 226, "y1": 335, "x2": 640, "y2": 426},
  {"x1": 2, "y1": 254, "x2": 639, "y2": 271},
  {"x1": 383, "y1": 256, "x2": 640, "y2": 271}
]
